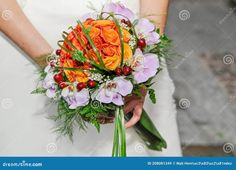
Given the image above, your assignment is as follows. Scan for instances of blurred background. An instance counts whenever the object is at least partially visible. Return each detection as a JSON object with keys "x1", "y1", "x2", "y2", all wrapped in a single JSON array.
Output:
[{"x1": 166, "y1": 0, "x2": 236, "y2": 156}]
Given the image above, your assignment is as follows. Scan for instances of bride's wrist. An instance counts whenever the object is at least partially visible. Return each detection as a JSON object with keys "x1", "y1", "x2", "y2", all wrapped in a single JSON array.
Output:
[{"x1": 33, "y1": 52, "x2": 54, "y2": 69}]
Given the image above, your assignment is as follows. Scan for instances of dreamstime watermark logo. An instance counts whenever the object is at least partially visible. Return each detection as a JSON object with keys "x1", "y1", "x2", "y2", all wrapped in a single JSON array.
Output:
[
  {"x1": 46, "y1": 143, "x2": 57, "y2": 154},
  {"x1": 1, "y1": 98, "x2": 14, "y2": 110},
  {"x1": 179, "y1": 10, "x2": 190, "y2": 21},
  {"x1": 223, "y1": 143, "x2": 234, "y2": 154},
  {"x1": 223, "y1": 54, "x2": 234, "y2": 65},
  {"x1": 1, "y1": 10, "x2": 13, "y2": 21},
  {"x1": 2, "y1": 160, "x2": 43, "y2": 167},
  {"x1": 179, "y1": 98, "x2": 190, "y2": 110},
  {"x1": 134, "y1": 143, "x2": 145, "y2": 153}
]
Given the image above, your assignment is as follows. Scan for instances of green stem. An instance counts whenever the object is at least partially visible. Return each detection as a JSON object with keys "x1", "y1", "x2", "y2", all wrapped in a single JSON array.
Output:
[
  {"x1": 110, "y1": 15, "x2": 125, "y2": 67},
  {"x1": 77, "y1": 20, "x2": 106, "y2": 69},
  {"x1": 69, "y1": 27, "x2": 94, "y2": 61},
  {"x1": 57, "y1": 40, "x2": 73, "y2": 54},
  {"x1": 54, "y1": 66, "x2": 103, "y2": 74},
  {"x1": 112, "y1": 108, "x2": 119, "y2": 156},
  {"x1": 119, "y1": 108, "x2": 126, "y2": 156},
  {"x1": 112, "y1": 107, "x2": 126, "y2": 157},
  {"x1": 62, "y1": 33, "x2": 77, "y2": 51}
]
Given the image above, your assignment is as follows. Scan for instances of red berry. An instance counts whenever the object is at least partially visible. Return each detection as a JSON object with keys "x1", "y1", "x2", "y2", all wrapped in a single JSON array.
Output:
[
  {"x1": 87, "y1": 80, "x2": 97, "y2": 88},
  {"x1": 86, "y1": 18, "x2": 95, "y2": 21},
  {"x1": 54, "y1": 73, "x2": 63, "y2": 83},
  {"x1": 125, "y1": 20, "x2": 132, "y2": 27},
  {"x1": 59, "y1": 82, "x2": 67, "y2": 89},
  {"x1": 121, "y1": 19, "x2": 132, "y2": 27},
  {"x1": 77, "y1": 82, "x2": 87, "y2": 91},
  {"x1": 115, "y1": 67, "x2": 123, "y2": 76},
  {"x1": 123, "y1": 66, "x2": 132, "y2": 76},
  {"x1": 56, "y1": 49, "x2": 61, "y2": 56},
  {"x1": 137, "y1": 38, "x2": 146, "y2": 49},
  {"x1": 121, "y1": 19, "x2": 126, "y2": 24},
  {"x1": 50, "y1": 62, "x2": 55, "y2": 67}
]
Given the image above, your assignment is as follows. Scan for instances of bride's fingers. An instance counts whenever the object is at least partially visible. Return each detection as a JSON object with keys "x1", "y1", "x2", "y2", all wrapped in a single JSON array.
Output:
[
  {"x1": 124, "y1": 95, "x2": 140, "y2": 103},
  {"x1": 125, "y1": 104, "x2": 143, "y2": 128},
  {"x1": 124, "y1": 87, "x2": 147, "y2": 104},
  {"x1": 125, "y1": 114, "x2": 140, "y2": 128},
  {"x1": 124, "y1": 100, "x2": 140, "y2": 114}
]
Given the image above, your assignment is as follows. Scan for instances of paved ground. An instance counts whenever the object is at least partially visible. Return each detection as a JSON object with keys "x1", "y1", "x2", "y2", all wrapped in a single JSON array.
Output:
[{"x1": 166, "y1": 0, "x2": 236, "y2": 155}]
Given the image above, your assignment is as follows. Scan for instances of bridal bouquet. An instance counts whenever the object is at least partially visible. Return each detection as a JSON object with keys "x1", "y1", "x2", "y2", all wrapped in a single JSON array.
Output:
[{"x1": 32, "y1": 2, "x2": 171, "y2": 156}]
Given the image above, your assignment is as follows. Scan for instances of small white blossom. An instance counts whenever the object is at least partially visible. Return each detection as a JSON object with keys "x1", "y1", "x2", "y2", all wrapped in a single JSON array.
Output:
[
  {"x1": 89, "y1": 73, "x2": 105, "y2": 82},
  {"x1": 129, "y1": 35, "x2": 137, "y2": 49}
]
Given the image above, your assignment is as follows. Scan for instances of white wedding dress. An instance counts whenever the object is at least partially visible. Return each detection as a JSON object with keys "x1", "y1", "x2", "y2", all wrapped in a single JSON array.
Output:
[{"x1": 0, "y1": 0, "x2": 182, "y2": 156}]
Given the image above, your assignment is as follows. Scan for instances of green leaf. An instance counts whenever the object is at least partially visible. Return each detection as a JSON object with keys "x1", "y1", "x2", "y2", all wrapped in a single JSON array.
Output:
[
  {"x1": 79, "y1": 105, "x2": 91, "y2": 115},
  {"x1": 140, "y1": 109, "x2": 167, "y2": 150},
  {"x1": 148, "y1": 88, "x2": 156, "y2": 104},
  {"x1": 72, "y1": 50, "x2": 86, "y2": 63},
  {"x1": 76, "y1": 101, "x2": 111, "y2": 133},
  {"x1": 91, "y1": 119, "x2": 100, "y2": 133},
  {"x1": 51, "y1": 99, "x2": 87, "y2": 141},
  {"x1": 125, "y1": 109, "x2": 167, "y2": 151},
  {"x1": 132, "y1": 87, "x2": 142, "y2": 97},
  {"x1": 31, "y1": 87, "x2": 47, "y2": 94},
  {"x1": 39, "y1": 69, "x2": 47, "y2": 80}
]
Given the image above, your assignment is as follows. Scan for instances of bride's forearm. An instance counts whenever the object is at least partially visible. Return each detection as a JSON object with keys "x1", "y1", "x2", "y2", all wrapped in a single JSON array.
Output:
[
  {"x1": 140, "y1": 0, "x2": 169, "y2": 35},
  {"x1": 0, "y1": 0, "x2": 53, "y2": 67}
]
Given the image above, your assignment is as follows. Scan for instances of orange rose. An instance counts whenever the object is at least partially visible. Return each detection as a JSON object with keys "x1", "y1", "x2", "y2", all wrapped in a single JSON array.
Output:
[
  {"x1": 86, "y1": 49, "x2": 101, "y2": 64},
  {"x1": 63, "y1": 60, "x2": 89, "y2": 83},
  {"x1": 91, "y1": 20, "x2": 116, "y2": 29},
  {"x1": 122, "y1": 29, "x2": 130, "y2": 43},
  {"x1": 60, "y1": 19, "x2": 133, "y2": 80},
  {"x1": 102, "y1": 45, "x2": 117, "y2": 56},
  {"x1": 123, "y1": 43, "x2": 132, "y2": 62},
  {"x1": 101, "y1": 29, "x2": 120, "y2": 46},
  {"x1": 88, "y1": 27, "x2": 100, "y2": 38},
  {"x1": 103, "y1": 55, "x2": 121, "y2": 71}
]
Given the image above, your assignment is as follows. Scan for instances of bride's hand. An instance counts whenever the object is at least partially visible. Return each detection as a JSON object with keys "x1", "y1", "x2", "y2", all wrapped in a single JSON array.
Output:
[
  {"x1": 124, "y1": 86, "x2": 147, "y2": 128},
  {"x1": 0, "y1": 0, "x2": 53, "y2": 67},
  {"x1": 95, "y1": 87, "x2": 147, "y2": 126}
]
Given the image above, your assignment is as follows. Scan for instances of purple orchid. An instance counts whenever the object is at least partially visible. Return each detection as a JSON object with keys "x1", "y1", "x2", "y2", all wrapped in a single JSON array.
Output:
[
  {"x1": 94, "y1": 77, "x2": 133, "y2": 106},
  {"x1": 135, "y1": 18, "x2": 160, "y2": 45},
  {"x1": 43, "y1": 67, "x2": 56, "y2": 98},
  {"x1": 132, "y1": 49, "x2": 159, "y2": 84},
  {"x1": 62, "y1": 88, "x2": 90, "y2": 109},
  {"x1": 103, "y1": 2, "x2": 135, "y2": 21}
]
